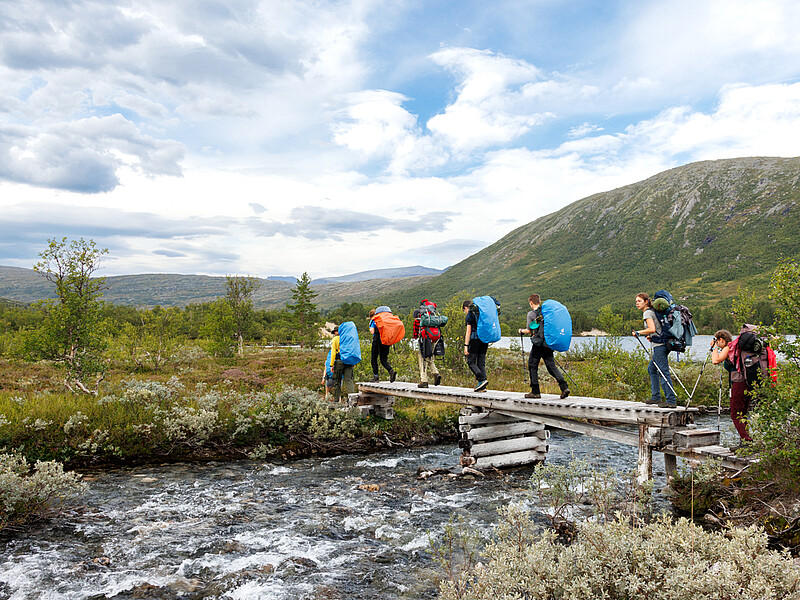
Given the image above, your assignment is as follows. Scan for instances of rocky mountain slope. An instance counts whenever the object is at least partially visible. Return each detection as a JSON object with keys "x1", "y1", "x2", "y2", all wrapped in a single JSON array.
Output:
[{"x1": 393, "y1": 156, "x2": 800, "y2": 313}]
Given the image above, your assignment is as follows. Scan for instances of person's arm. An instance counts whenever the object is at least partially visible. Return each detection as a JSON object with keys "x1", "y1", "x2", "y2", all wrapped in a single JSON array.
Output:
[
  {"x1": 634, "y1": 316, "x2": 656, "y2": 337},
  {"x1": 711, "y1": 343, "x2": 729, "y2": 365},
  {"x1": 464, "y1": 323, "x2": 472, "y2": 355}
]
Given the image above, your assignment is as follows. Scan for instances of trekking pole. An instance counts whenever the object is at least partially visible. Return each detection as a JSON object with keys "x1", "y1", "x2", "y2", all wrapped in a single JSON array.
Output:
[
  {"x1": 553, "y1": 355, "x2": 579, "y2": 391},
  {"x1": 519, "y1": 333, "x2": 526, "y2": 375},
  {"x1": 717, "y1": 367, "x2": 723, "y2": 431},
  {"x1": 683, "y1": 348, "x2": 712, "y2": 410},
  {"x1": 633, "y1": 333, "x2": 681, "y2": 402}
]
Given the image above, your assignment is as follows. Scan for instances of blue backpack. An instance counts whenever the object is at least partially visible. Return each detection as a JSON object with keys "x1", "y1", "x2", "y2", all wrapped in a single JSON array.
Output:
[
  {"x1": 325, "y1": 350, "x2": 334, "y2": 379},
  {"x1": 337, "y1": 321, "x2": 362, "y2": 365},
  {"x1": 472, "y1": 296, "x2": 501, "y2": 344},
  {"x1": 541, "y1": 300, "x2": 572, "y2": 352}
]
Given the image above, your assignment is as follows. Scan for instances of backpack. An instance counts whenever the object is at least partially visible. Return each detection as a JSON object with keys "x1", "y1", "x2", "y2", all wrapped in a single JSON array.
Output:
[
  {"x1": 650, "y1": 290, "x2": 697, "y2": 353},
  {"x1": 325, "y1": 350, "x2": 333, "y2": 379},
  {"x1": 418, "y1": 300, "x2": 444, "y2": 342},
  {"x1": 471, "y1": 296, "x2": 502, "y2": 344},
  {"x1": 337, "y1": 321, "x2": 362, "y2": 365},
  {"x1": 737, "y1": 330, "x2": 773, "y2": 385},
  {"x1": 541, "y1": 300, "x2": 572, "y2": 352},
  {"x1": 372, "y1": 311, "x2": 405, "y2": 346}
]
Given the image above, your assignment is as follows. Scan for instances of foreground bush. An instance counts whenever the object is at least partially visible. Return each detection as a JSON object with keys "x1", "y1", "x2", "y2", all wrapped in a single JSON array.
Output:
[
  {"x1": 0, "y1": 453, "x2": 84, "y2": 533},
  {"x1": 439, "y1": 504, "x2": 800, "y2": 600}
]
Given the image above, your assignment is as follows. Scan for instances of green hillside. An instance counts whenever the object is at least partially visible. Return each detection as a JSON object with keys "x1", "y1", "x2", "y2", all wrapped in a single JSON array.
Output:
[{"x1": 392, "y1": 156, "x2": 800, "y2": 314}]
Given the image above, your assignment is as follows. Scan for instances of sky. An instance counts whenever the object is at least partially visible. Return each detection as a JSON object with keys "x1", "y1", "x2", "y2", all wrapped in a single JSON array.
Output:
[{"x1": 2, "y1": 0, "x2": 800, "y2": 279}]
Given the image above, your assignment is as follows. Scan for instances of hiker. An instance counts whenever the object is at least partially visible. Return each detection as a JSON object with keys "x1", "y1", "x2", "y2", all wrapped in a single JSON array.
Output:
[
  {"x1": 462, "y1": 300, "x2": 488, "y2": 392},
  {"x1": 633, "y1": 292, "x2": 677, "y2": 407},
  {"x1": 368, "y1": 308, "x2": 397, "y2": 382},
  {"x1": 721, "y1": 326, "x2": 776, "y2": 443},
  {"x1": 709, "y1": 329, "x2": 751, "y2": 440},
  {"x1": 331, "y1": 325, "x2": 355, "y2": 402},
  {"x1": 321, "y1": 349, "x2": 335, "y2": 401},
  {"x1": 412, "y1": 299, "x2": 442, "y2": 388},
  {"x1": 517, "y1": 294, "x2": 569, "y2": 399}
]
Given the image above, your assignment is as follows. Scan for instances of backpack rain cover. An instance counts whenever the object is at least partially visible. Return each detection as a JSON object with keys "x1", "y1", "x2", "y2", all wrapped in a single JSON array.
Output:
[
  {"x1": 472, "y1": 295, "x2": 501, "y2": 343},
  {"x1": 338, "y1": 321, "x2": 361, "y2": 365},
  {"x1": 541, "y1": 300, "x2": 572, "y2": 352}
]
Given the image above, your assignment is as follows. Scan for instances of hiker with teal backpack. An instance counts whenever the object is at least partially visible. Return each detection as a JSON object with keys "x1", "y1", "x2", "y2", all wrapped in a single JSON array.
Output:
[
  {"x1": 633, "y1": 292, "x2": 677, "y2": 407},
  {"x1": 518, "y1": 294, "x2": 570, "y2": 399}
]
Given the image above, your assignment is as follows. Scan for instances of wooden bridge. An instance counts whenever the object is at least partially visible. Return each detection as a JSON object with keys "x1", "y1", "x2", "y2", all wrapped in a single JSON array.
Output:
[{"x1": 351, "y1": 381, "x2": 755, "y2": 483}]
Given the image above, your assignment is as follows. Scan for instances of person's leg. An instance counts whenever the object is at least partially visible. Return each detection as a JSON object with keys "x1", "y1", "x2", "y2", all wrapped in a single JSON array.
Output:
[
  {"x1": 647, "y1": 355, "x2": 661, "y2": 402},
  {"x1": 476, "y1": 350, "x2": 487, "y2": 382},
  {"x1": 417, "y1": 349, "x2": 428, "y2": 383},
  {"x1": 542, "y1": 351, "x2": 569, "y2": 396},
  {"x1": 528, "y1": 349, "x2": 541, "y2": 394},
  {"x1": 730, "y1": 381, "x2": 752, "y2": 441},
  {"x1": 370, "y1": 338, "x2": 380, "y2": 380},
  {"x1": 467, "y1": 353, "x2": 482, "y2": 380},
  {"x1": 429, "y1": 356, "x2": 440, "y2": 385},
  {"x1": 379, "y1": 343, "x2": 394, "y2": 380},
  {"x1": 653, "y1": 345, "x2": 676, "y2": 403},
  {"x1": 342, "y1": 365, "x2": 355, "y2": 400},
  {"x1": 333, "y1": 360, "x2": 344, "y2": 401}
]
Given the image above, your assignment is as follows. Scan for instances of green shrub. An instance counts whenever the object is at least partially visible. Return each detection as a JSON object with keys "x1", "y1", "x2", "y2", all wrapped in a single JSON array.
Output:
[
  {"x1": 439, "y1": 504, "x2": 800, "y2": 600},
  {"x1": 0, "y1": 453, "x2": 85, "y2": 533}
]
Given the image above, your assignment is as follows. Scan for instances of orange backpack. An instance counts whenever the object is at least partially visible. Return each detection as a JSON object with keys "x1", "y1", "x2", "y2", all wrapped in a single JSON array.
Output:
[{"x1": 372, "y1": 312, "x2": 405, "y2": 346}]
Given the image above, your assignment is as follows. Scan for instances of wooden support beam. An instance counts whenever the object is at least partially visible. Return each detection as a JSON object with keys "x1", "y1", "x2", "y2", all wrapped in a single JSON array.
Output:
[
  {"x1": 474, "y1": 450, "x2": 546, "y2": 469},
  {"x1": 637, "y1": 423, "x2": 653, "y2": 485},
  {"x1": 461, "y1": 421, "x2": 545, "y2": 442},
  {"x1": 468, "y1": 436, "x2": 548, "y2": 458},
  {"x1": 673, "y1": 428, "x2": 721, "y2": 449},
  {"x1": 493, "y1": 410, "x2": 639, "y2": 446}
]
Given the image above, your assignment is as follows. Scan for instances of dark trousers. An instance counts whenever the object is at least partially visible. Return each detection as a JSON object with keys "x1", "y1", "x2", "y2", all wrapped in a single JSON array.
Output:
[
  {"x1": 529, "y1": 345, "x2": 567, "y2": 394},
  {"x1": 467, "y1": 339, "x2": 488, "y2": 381},
  {"x1": 370, "y1": 335, "x2": 393, "y2": 376},
  {"x1": 333, "y1": 359, "x2": 354, "y2": 402}
]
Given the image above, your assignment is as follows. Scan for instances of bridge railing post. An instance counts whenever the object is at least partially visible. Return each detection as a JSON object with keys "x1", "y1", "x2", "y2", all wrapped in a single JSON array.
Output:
[{"x1": 637, "y1": 422, "x2": 653, "y2": 485}]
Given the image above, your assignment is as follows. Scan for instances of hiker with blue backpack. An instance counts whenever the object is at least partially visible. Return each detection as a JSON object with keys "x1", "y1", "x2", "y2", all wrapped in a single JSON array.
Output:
[
  {"x1": 518, "y1": 294, "x2": 570, "y2": 399},
  {"x1": 633, "y1": 292, "x2": 677, "y2": 408},
  {"x1": 462, "y1": 299, "x2": 489, "y2": 392},
  {"x1": 331, "y1": 322, "x2": 361, "y2": 402}
]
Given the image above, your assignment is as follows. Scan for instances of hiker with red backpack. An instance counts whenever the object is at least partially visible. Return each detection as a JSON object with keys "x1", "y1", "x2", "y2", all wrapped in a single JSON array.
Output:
[
  {"x1": 718, "y1": 325, "x2": 778, "y2": 443},
  {"x1": 412, "y1": 299, "x2": 444, "y2": 388}
]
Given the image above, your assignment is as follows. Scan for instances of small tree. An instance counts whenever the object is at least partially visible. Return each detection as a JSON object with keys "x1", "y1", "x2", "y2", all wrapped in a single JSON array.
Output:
[
  {"x1": 287, "y1": 272, "x2": 319, "y2": 348},
  {"x1": 225, "y1": 275, "x2": 261, "y2": 355},
  {"x1": 202, "y1": 298, "x2": 236, "y2": 357},
  {"x1": 32, "y1": 237, "x2": 109, "y2": 393}
]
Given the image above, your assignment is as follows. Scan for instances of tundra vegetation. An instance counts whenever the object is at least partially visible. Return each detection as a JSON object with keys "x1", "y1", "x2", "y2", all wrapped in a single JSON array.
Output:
[{"x1": 1, "y1": 240, "x2": 799, "y2": 596}]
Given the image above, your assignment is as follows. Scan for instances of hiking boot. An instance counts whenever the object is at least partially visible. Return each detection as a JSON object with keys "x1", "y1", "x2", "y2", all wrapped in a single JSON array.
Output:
[
  {"x1": 559, "y1": 382, "x2": 570, "y2": 399},
  {"x1": 658, "y1": 401, "x2": 677, "y2": 409},
  {"x1": 418, "y1": 382, "x2": 429, "y2": 388},
  {"x1": 524, "y1": 392, "x2": 541, "y2": 399},
  {"x1": 474, "y1": 380, "x2": 488, "y2": 392},
  {"x1": 371, "y1": 375, "x2": 379, "y2": 382},
  {"x1": 433, "y1": 374, "x2": 442, "y2": 386},
  {"x1": 644, "y1": 398, "x2": 660, "y2": 405},
  {"x1": 389, "y1": 370, "x2": 397, "y2": 383}
]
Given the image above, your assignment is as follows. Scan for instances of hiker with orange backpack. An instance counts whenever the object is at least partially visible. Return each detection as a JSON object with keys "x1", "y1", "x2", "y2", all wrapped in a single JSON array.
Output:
[{"x1": 369, "y1": 306, "x2": 404, "y2": 382}]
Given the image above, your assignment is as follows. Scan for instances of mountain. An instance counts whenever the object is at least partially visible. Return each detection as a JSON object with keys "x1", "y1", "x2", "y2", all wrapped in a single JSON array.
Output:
[
  {"x1": 0, "y1": 266, "x2": 439, "y2": 310},
  {"x1": 313, "y1": 265, "x2": 444, "y2": 285},
  {"x1": 391, "y1": 157, "x2": 800, "y2": 313}
]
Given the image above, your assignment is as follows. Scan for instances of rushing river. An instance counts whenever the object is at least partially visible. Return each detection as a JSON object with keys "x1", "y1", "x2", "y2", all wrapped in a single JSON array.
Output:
[{"x1": 1, "y1": 416, "x2": 737, "y2": 600}]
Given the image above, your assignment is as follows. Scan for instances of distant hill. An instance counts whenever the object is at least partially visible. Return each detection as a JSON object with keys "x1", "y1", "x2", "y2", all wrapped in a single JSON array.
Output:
[
  {"x1": 390, "y1": 156, "x2": 800, "y2": 314},
  {"x1": 0, "y1": 265, "x2": 441, "y2": 311}
]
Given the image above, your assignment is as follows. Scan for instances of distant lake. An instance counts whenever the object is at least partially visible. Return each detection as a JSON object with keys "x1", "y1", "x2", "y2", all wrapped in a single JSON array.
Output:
[{"x1": 497, "y1": 334, "x2": 795, "y2": 361}]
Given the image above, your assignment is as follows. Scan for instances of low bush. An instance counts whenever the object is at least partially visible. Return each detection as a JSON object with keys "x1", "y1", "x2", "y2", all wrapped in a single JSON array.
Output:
[
  {"x1": 439, "y1": 504, "x2": 800, "y2": 600},
  {"x1": 0, "y1": 453, "x2": 85, "y2": 533}
]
